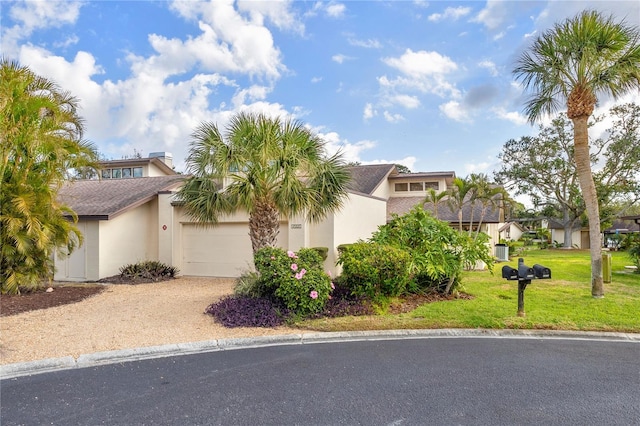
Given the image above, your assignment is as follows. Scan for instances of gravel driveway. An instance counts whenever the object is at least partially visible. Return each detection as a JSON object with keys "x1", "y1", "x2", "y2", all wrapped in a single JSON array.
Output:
[{"x1": 0, "y1": 277, "x2": 300, "y2": 365}]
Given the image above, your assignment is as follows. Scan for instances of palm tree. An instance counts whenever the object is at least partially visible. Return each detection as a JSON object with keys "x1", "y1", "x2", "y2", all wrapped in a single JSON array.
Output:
[
  {"x1": 176, "y1": 112, "x2": 350, "y2": 255},
  {"x1": 447, "y1": 177, "x2": 476, "y2": 232},
  {"x1": 1, "y1": 60, "x2": 99, "y2": 294},
  {"x1": 424, "y1": 188, "x2": 447, "y2": 218},
  {"x1": 513, "y1": 10, "x2": 640, "y2": 297}
]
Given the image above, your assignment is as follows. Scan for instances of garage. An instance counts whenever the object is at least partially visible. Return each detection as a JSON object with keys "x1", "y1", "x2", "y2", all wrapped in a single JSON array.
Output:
[{"x1": 180, "y1": 222, "x2": 288, "y2": 277}]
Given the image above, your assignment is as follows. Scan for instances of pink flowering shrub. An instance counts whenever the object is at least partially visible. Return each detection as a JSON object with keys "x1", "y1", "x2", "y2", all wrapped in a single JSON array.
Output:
[{"x1": 254, "y1": 247, "x2": 332, "y2": 316}]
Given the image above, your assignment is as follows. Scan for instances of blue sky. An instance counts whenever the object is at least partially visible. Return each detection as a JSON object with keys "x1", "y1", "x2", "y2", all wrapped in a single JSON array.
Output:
[{"x1": 2, "y1": 0, "x2": 639, "y2": 176}]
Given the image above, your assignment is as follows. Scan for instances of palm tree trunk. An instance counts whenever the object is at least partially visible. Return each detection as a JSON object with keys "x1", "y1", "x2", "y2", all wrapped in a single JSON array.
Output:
[
  {"x1": 249, "y1": 199, "x2": 280, "y2": 255},
  {"x1": 572, "y1": 116, "x2": 604, "y2": 297}
]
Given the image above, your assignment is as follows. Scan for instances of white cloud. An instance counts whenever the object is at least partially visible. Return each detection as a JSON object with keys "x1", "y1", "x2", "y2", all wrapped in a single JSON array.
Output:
[
  {"x1": 478, "y1": 60, "x2": 498, "y2": 77},
  {"x1": 428, "y1": 6, "x2": 472, "y2": 22},
  {"x1": 413, "y1": 1, "x2": 429, "y2": 9},
  {"x1": 493, "y1": 31, "x2": 505, "y2": 41},
  {"x1": 236, "y1": 0, "x2": 304, "y2": 34},
  {"x1": 492, "y1": 107, "x2": 528, "y2": 126},
  {"x1": 363, "y1": 103, "x2": 377, "y2": 121},
  {"x1": 347, "y1": 37, "x2": 382, "y2": 49},
  {"x1": 472, "y1": 0, "x2": 509, "y2": 30},
  {"x1": 317, "y1": 131, "x2": 376, "y2": 163},
  {"x1": 53, "y1": 34, "x2": 79, "y2": 49},
  {"x1": 463, "y1": 161, "x2": 492, "y2": 174},
  {"x1": 364, "y1": 156, "x2": 418, "y2": 171},
  {"x1": 383, "y1": 49, "x2": 457, "y2": 78},
  {"x1": 2, "y1": 0, "x2": 83, "y2": 57},
  {"x1": 383, "y1": 111, "x2": 405, "y2": 123},
  {"x1": 325, "y1": 2, "x2": 346, "y2": 18},
  {"x1": 166, "y1": 0, "x2": 287, "y2": 79},
  {"x1": 311, "y1": 76, "x2": 323, "y2": 83},
  {"x1": 439, "y1": 101, "x2": 470, "y2": 122},
  {"x1": 389, "y1": 94, "x2": 420, "y2": 109},
  {"x1": 332, "y1": 54, "x2": 353, "y2": 64}
]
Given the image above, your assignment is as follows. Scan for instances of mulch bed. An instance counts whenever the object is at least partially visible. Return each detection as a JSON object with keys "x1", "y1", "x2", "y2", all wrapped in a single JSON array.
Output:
[{"x1": 1, "y1": 285, "x2": 106, "y2": 317}]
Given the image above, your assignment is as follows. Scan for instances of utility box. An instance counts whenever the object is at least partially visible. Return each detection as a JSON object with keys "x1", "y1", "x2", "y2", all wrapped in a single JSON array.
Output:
[
  {"x1": 495, "y1": 244, "x2": 509, "y2": 262},
  {"x1": 602, "y1": 252, "x2": 612, "y2": 283}
]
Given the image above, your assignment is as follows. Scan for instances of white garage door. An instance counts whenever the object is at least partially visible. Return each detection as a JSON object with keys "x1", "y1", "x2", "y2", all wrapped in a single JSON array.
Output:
[{"x1": 181, "y1": 223, "x2": 288, "y2": 277}]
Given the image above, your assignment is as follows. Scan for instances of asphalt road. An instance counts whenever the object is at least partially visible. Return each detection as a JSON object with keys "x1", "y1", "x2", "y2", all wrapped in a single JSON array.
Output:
[{"x1": 2, "y1": 337, "x2": 639, "y2": 425}]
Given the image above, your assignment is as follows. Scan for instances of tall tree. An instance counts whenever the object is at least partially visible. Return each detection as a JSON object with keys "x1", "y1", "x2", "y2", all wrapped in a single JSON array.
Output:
[
  {"x1": 497, "y1": 106, "x2": 640, "y2": 248},
  {"x1": 1, "y1": 60, "x2": 99, "y2": 294},
  {"x1": 176, "y1": 112, "x2": 350, "y2": 255},
  {"x1": 513, "y1": 10, "x2": 640, "y2": 297}
]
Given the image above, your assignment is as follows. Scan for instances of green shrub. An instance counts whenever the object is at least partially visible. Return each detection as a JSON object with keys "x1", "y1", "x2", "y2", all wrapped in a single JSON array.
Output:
[
  {"x1": 628, "y1": 238, "x2": 640, "y2": 273},
  {"x1": 233, "y1": 270, "x2": 264, "y2": 298},
  {"x1": 253, "y1": 247, "x2": 333, "y2": 316},
  {"x1": 371, "y1": 206, "x2": 494, "y2": 294},
  {"x1": 119, "y1": 261, "x2": 178, "y2": 281},
  {"x1": 310, "y1": 246, "x2": 329, "y2": 261},
  {"x1": 337, "y1": 242, "x2": 411, "y2": 298}
]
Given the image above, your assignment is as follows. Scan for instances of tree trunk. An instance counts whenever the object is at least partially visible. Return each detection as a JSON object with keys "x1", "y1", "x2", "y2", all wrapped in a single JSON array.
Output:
[
  {"x1": 562, "y1": 209, "x2": 574, "y2": 248},
  {"x1": 248, "y1": 199, "x2": 280, "y2": 255},
  {"x1": 571, "y1": 116, "x2": 604, "y2": 297}
]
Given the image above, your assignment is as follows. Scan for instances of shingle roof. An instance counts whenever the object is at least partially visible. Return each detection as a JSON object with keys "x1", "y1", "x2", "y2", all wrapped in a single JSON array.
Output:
[
  {"x1": 346, "y1": 164, "x2": 396, "y2": 195},
  {"x1": 387, "y1": 196, "x2": 501, "y2": 223},
  {"x1": 58, "y1": 175, "x2": 185, "y2": 219}
]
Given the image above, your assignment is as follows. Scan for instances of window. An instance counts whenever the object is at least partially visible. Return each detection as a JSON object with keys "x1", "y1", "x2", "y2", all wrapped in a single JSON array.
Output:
[
  {"x1": 112, "y1": 168, "x2": 122, "y2": 178},
  {"x1": 102, "y1": 169, "x2": 111, "y2": 179},
  {"x1": 410, "y1": 182, "x2": 423, "y2": 191},
  {"x1": 424, "y1": 182, "x2": 439, "y2": 190},
  {"x1": 133, "y1": 167, "x2": 143, "y2": 177},
  {"x1": 122, "y1": 168, "x2": 132, "y2": 178},
  {"x1": 394, "y1": 183, "x2": 408, "y2": 192}
]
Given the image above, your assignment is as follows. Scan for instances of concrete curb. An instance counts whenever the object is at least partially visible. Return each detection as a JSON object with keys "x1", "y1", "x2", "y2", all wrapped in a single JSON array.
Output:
[{"x1": 2, "y1": 329, "x2": 639, "y2": 380}]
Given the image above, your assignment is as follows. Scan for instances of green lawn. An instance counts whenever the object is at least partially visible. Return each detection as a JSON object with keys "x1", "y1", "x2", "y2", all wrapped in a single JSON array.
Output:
[{"x1": 299, "y1": 249, "x2": 640, "y2": 333}]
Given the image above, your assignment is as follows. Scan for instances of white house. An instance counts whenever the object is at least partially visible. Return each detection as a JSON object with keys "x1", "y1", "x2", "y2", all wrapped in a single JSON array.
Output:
[{"x1": 54, "y1": 154, "x2": 505, "y2": 281}]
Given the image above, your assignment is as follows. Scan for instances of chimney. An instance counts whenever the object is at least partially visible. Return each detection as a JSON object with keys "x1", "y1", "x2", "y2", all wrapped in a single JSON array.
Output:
[{"x1": 149, "y1": 152, "x2": 173, "y2": 168}]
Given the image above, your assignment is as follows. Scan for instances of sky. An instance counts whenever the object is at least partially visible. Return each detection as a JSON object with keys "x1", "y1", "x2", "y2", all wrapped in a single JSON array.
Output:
[{"x1": 2, "y1": 0, "x2": 639, "y2": 177}]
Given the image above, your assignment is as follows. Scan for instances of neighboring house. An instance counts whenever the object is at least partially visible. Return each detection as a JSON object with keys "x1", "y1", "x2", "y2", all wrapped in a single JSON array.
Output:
[
  {"x1": 603, "y1": 217, "x2": 640, "y2": 249},
  {"x1": 498, "y1": 222, "x2": 527, "y2": 241},
  {"x1": 54, "y1": 156, "x2": 505, "y2": 281},
  {"x1": 542, "y1": 219, "x2": 589, "y2": 249}
]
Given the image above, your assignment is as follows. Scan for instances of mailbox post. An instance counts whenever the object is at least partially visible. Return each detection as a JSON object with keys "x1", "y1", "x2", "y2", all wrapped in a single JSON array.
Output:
[{"x1": 502, "y1": 258, "x2": 551, "y2": 317}]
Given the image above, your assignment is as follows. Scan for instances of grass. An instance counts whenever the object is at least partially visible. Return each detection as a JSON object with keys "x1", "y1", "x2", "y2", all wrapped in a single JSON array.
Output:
[{"x1": 298, "y1": 249, "x2": 640, "y2": 333}]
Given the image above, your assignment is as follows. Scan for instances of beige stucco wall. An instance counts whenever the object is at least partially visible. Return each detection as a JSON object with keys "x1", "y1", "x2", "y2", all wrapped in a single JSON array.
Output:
[
  {"x1": 551, "y1": 229, "x2": 583, "y2": 248},
  {"x1": 386, "y1": 176, "x2": 449, "y2": 198},
  {"x1": 98, "y1": 201, "x2": 159, "y2": 278},
  {"x1": 306, "y1": 194, "x2": 387, "y2": 274}
]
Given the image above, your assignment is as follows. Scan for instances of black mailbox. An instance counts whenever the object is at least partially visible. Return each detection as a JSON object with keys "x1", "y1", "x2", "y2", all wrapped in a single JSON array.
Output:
[
  {"x1": 502, "y1": 266, "x2": 519, "y2": 280},
  {"x1": 517, "y1": 263, "x2": 535, "y2": 280},
  {"x1": 533, "y1": 264, "x2": 551, "y2": 279}
]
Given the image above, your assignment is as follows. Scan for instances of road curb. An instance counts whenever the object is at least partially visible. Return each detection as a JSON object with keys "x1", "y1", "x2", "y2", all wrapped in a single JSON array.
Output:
[{"x1": 2, "y1": 329, "x2": 639, "y2": 380}]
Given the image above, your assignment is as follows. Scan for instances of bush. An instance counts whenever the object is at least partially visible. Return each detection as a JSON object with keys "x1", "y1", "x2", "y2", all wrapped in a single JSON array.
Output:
[
  {"x1": 253, "y1": 247, "x2": 333, "y2": 316},
  {"x1": 119, "y1": 261, "x2": 178, "y2": 281},
  {"x1": 310, "y1": 247, "x2": 329, "y2": 261},
  {"x1": 337, "y1": 242, "x2": 411, "y2": 298},
  {"x1": 205, "y1": 296, "x2": 290, "y2": 327},
  {"x1": 628, "y1": 238, "x2": 640, "y2": 273},
  {"x1": 371, "y1": 206, "x2": 494, "y2": 294},
  {"x1": 233, "y1": 270, "x2": 264, "y2": 298}
]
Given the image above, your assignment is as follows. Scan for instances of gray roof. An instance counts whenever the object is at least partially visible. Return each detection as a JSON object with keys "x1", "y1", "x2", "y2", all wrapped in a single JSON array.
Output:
[
  {"x1": 58, "y1": 175, "x2": 185, "y2": 220},
  {"x1": 346, "y1": 164, "x2": 396, "y2": 195},
  {"x1": 388, "y1": 196, "x2": 502, "y2": 223}
]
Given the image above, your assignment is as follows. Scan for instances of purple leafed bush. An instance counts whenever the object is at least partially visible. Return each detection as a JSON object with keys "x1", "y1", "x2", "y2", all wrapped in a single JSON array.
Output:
[{"x1": 205, "y1": 296, "x2": 290, "y2": 328}]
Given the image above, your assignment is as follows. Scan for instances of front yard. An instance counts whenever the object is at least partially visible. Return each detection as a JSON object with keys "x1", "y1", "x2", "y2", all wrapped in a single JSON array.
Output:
[{"x1": 299, "y1": 249, "x2": 640, "y2": 333}]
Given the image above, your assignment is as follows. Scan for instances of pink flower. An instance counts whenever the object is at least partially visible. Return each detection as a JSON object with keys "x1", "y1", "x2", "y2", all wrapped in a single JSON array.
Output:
[
  {"x1": 295, "y1": 272, "x2": 302, "y2": 279},
  {"x1": 300, "y1": 268, "x2": 307, "y2": 276},
  {"x1": 330, "y1": 282, "x2": 335, "y2": 290},
  {"x1": 310, "y1": 291, "x2": 318, "y2": 299},
  {"x1": 287, "y1": 250, "x2": 298, "y2": 259},
  {"x1": 270, "y1": 256, "x2": 275, "y2": 260},
  {"x1": 291, "y1": 263, "x2": 298, "y2": 271},
  {"x1": 327, "y1": 271, "x2": 332, "y2": 277}
]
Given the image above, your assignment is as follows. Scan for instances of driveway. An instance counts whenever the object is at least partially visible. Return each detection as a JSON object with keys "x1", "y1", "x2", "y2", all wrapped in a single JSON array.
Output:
[{"x1": 2, "y1": 335, "x2": 639, "y2": 425}]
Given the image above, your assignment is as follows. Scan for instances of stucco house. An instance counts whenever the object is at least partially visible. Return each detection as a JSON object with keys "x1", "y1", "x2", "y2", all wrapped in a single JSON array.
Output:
[{"x1": 54, "y1": 154, "x2": 504, "y2": 281}]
